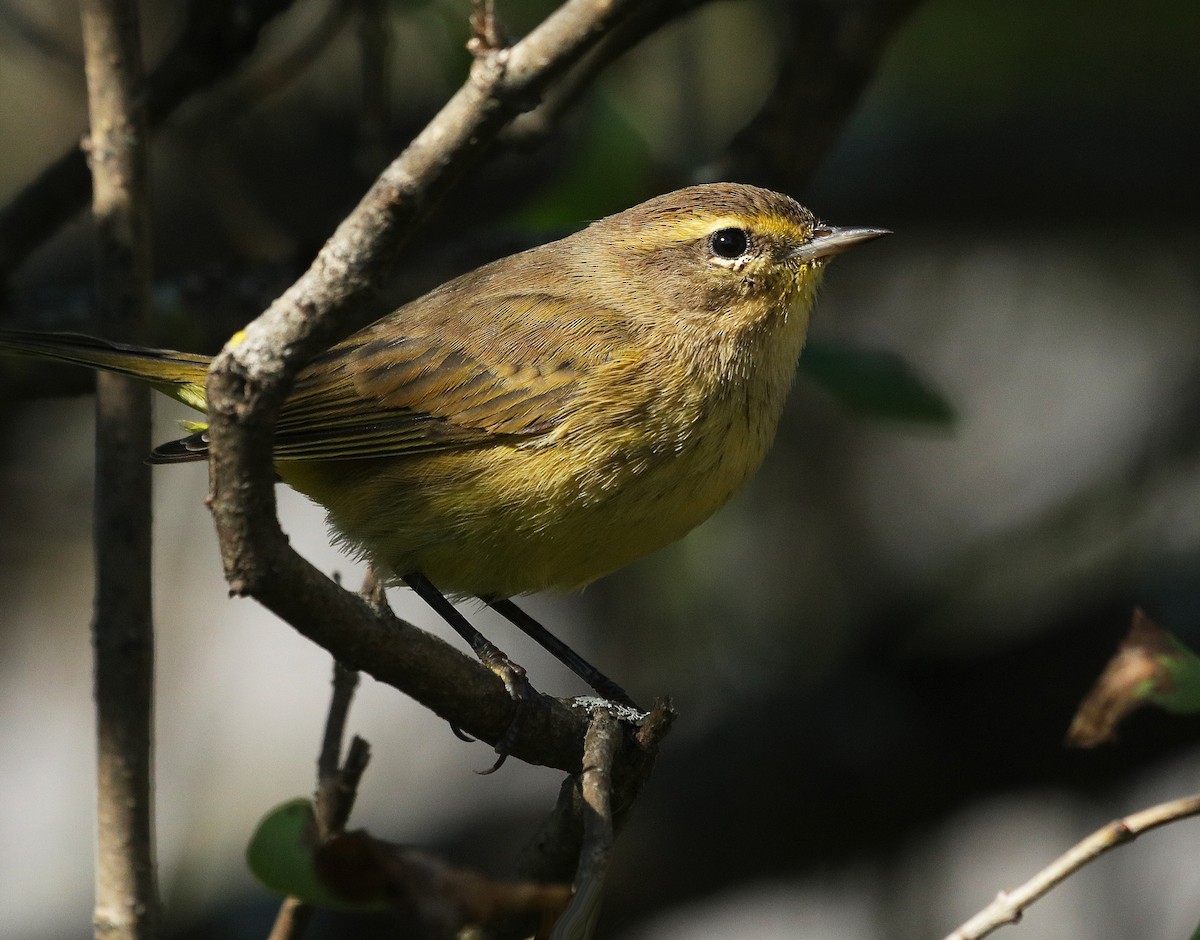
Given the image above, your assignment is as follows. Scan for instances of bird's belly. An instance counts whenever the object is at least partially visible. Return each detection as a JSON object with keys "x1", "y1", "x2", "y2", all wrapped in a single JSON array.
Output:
[{"x1": 278, "y1": 419, "x2": 769, "y2": 600}]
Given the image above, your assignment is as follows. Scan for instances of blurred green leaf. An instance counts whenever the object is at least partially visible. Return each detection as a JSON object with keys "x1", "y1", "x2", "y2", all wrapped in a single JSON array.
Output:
[
  {"x1": 245, "y1": 798, "x2": 384, "y2": 911},
  {"x1": 511, "y1": 93, "x2": 655, "y2": 233},
  {"x1": 799, "y1": 341, "x2": 955, "y2": 425},
  {"x1": 1146, "y1": 631, "x2": 1200, "y2": 715}
]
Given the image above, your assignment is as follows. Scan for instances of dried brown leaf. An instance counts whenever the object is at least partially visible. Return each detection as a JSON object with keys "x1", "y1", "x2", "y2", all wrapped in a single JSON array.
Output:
[{"x1": 1066, "y1": 609, "x2": 1172, "y2": 747}]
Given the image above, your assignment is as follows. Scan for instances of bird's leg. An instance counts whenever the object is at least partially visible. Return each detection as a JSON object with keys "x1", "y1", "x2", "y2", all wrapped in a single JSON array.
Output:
[
  {"x1": 402, "y1": 572, "x2": 536, "y2": 703},
  {"x1": 487, "y1": 597, "x2": 642, "y2": 711}
]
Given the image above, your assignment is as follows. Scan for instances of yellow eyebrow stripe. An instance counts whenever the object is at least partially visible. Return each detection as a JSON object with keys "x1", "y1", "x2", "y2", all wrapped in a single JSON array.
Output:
[{"x1": 657, "y1": 214, "x2": 808, "y2": 243}]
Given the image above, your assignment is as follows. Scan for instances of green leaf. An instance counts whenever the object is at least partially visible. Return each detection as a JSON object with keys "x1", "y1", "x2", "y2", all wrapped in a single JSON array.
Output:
[
  {"x1": 245, "y1": 798, "x2": 384, "y2": 911},
  {"x1": 1147, "y1": 632, "x2": 1200, "y2": 714},
  {"x1": 799, "y1": 341, "x2": 955, "y2": 425}
]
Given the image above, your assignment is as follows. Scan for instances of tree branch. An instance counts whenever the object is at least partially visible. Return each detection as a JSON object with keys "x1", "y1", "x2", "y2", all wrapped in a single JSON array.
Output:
[
  {"x1": 315, "y1": 667, "x2": 370, "y2": 839},
  {"x1": 500, "y1": 0, "x2": 713, "y2": 147},
  {"x1": 0, "y1": 0, "x2": 297, "y2": 282},
  {"x1": 549, "y1": 709, "x2": 620, "y2": 937},
  {"x1": 474, "y1": 701, "x2": 673, "y2": 939},
  {"x1": 943, "y1": 794, "x2": 1200, "y2": 940},
  {"x1": 80, "y1": 0, "x2": 159, "y2": 936},
  {"x1": 268, "y1": 658, "x2": 372, "y2": 940},
  {"x1": 204, "y1": 0, "x2": 703, "y2": 768},
  {"x1": 720, "y1": 0, "x2": 924, "y2": 193}
]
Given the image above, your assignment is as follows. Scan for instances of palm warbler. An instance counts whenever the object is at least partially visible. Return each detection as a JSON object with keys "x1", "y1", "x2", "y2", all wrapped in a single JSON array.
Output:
[{"x1": 0, "y1": 183, "x2": 886, "y2": 705}]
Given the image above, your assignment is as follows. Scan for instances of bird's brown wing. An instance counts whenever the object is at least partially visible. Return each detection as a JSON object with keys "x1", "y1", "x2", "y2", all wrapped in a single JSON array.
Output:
[{"x1": 268, "y1": 290, "x2": 638, "y2": 461}]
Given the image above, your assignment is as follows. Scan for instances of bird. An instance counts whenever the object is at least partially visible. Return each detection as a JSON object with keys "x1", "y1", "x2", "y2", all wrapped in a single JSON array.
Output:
[{"x1": 0, "y1": 182, "x2": 888, "y2": 708}]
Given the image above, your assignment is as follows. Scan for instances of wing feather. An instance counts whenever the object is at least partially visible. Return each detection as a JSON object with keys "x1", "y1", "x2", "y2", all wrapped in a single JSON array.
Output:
[{"x1": 264, "y1": 288, "x2": 638, "y2": 461}]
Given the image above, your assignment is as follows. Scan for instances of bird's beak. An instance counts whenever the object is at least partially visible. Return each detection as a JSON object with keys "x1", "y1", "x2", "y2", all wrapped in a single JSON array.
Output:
[{"x1": 790, "y1": 226, "x2": 891, "y2": 263}]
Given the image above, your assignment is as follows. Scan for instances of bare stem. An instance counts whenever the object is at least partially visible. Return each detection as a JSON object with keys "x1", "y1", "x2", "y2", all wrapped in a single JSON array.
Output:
[
  {"x1": 265, "y1": 897, "x2": 312, "y2": 940},
  {"x1": 80, "y1": 0, "x2": 159, "y2": 937},
  {"x1": 550, "y1": 709, "x2": 620, "y2": 937},
  {"x1": 314, "y1": 683, "x2": 371, "y2": 839},
  {"x1": 268, "y1": 658, "x2": 372, "y2": 940},
  {"x1": 317, "y1": 661, "x2": 360, "y2": 791},
  {"x1": 944, "y1": 794, "x2": 1200, "y2": 940}
]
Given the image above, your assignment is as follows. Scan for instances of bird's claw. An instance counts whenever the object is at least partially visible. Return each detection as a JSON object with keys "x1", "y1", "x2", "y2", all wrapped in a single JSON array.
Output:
[
  {"x1": 480, "y1": 648, "x2": 537, "y2": 703},
  {"x1": 475, "y1": 651, "x2": 543, "y2": 773}
]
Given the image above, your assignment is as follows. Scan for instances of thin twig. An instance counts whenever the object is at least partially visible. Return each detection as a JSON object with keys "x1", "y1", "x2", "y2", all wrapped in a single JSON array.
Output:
[
  {"x1": 501, "y1": 0, "x2": 710, "y2": 148},
  {"x1": 468, "y1": 0, "x2": 507, "y2": 55},
  {"x1": 268, "y1": 658, "x2": 372, "y2": 940},
  {"x1": 548, "y1": 709, "x2": 620, "y2": 939},
  {"x1": 80, "y1": 0, "x2": 159, "y2": 937},
  {"x1": 203, "y1": 0, "x2": 700, "y2": 771},
  {"x1": 578, "y1": 710, "x2": 620, "y2": 874},
  {"x1": 943, "y1": 794, "x2": 1200, "y2": 940},
  {"x1": 265, "y1": 897, "x2": 311, "y2": 940},
  {"x1": 0, "y1": 0, "x2": 298, "y2": 282},
  {"x1": 477, "y1": 701, "x2": 673, "y2": 940},
  {"x1": 317, "y1": 661, "x2": 360, "y2": 790},
  {"x1": 329, "y1": 736, "x2": 371, "y2": 828},
  {"x1": 516, "y1": 776, "x2": 590, "y2": 891}
]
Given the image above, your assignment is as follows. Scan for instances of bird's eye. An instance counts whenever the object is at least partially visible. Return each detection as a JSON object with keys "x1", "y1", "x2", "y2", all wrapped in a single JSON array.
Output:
[{"x1": 709, "y1": 227, "x2": 749, "y2": 259}]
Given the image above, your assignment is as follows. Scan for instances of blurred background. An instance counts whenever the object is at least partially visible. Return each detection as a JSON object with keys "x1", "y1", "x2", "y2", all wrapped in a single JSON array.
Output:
[{"x1": 1, "y1": 0, "x2": 1199, "y2": 937}]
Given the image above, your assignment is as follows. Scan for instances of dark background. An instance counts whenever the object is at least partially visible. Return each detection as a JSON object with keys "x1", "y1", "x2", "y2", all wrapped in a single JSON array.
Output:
[{"x1": 1, "y1": 0, "x2": 1199, "y2": 937}]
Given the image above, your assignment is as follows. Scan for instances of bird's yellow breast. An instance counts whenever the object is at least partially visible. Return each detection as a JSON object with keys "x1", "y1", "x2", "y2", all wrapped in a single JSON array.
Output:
[{"x1": 279, "y1": 283, "x2": 814, "y2": 599}]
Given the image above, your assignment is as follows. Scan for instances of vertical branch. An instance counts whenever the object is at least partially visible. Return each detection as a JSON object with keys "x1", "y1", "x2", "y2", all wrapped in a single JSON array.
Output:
[
  {"x1": 355, "y1": 0, "x2": 393, "y2": 171},
  {"x1": 80, "y1": 0, "x2": 159, "y2": 938},
  {"x1": 268, "y1": 658, "x2": 371, "y2": 940},
  {"x1": 555, "y1": 709, "x2": 620, "y2": 937},
  {"x1": 719, "y1": 0, "x2": 924, "y2": 191},
  {"x1": 0, "y1": 0, "x2": 298, "y2": 282}
]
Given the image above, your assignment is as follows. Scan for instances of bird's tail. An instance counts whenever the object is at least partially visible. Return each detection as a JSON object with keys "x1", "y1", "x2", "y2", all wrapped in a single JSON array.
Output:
[
  {"x1": 0, "y1": 330, "x2": 215, "y2": 462},
  {"x1": 0, "y1": 330, "x2": 212, "y2": 410}
]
